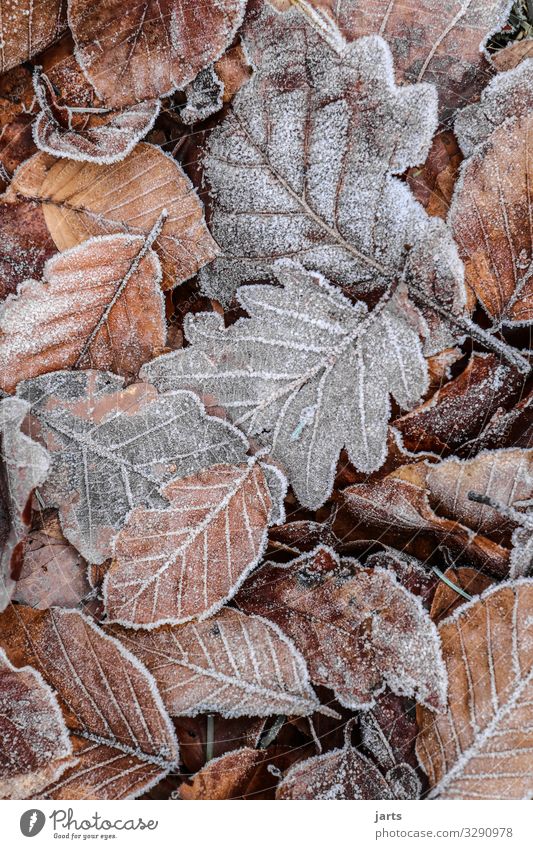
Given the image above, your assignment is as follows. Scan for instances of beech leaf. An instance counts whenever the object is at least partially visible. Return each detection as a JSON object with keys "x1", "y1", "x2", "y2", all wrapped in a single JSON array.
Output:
[
  {"x1": 236, "y1": 545, "x2": 447, "y2": 711},
  {"x1": 16, "y1": 370, "x2": 249, "y2": 563},
  {"x1": 0, "y1": 648, "x2": 73, "y2": 799},
  {"x1": 108, "y1": 607, "x2": 320, "y2": 718},
  {"x1": 0, "y1": 1, "x2": 64, "y2": 74},
  {"x1": 104, "y1": 459, "x2": 286, "y2": 626},
  {"x1": 68, "y1": 0, "x2": 246, "y2": 109},
  {"x1": 142, "y1": 264, "x2": 429, "y2": 508},
  {"x1": 417, "y1": 580, "x2": 533, "y2": 799},
  {"x1": 8, "y1": 143, "x2": 219, "y2": 290}
]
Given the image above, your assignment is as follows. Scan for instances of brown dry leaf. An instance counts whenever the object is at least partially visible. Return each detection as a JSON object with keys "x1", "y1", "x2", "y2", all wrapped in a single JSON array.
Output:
[
  {"x1": 0, "y1": 199, "x2": 56, "y2": 302},
  {"x1": 341, "y1": 462, "x2": 511, "y2": 575},
  {"x1": 33, "y1": 72, "x2": 161, "y2": 164},
  {"x1": 290, "y1": 0, "x2": 507, "y2": 120},
  {"x1": 68, "y1": 0, "x2": 247, "y2": 109},
  {"x1": 108, "y1": 607, "x2": 319, "y2": 718},
  {"x1": 214, "y1": 43, "x2": 252, "y2": 105},
  {"x1": 468, "y1": 388, "x2": 533, "y2": 454},
  {"x1": 178, "y1": 747, "x2": 272, "y2": 799},
  {"x1": 393, "y1": 354, "x2": 524, "y2": 455},
  {"x1": 13, "y1": 513, "x2": 90, "y2": 610},
  {"x1": 450, "y1": 63, "x2": 533, "y2": 324},
  {"x1": 8, "y1": 143, "x2": 219, "y2": 290},
  {"x1": 105, "y1": 459, "x2": 285, "y2": 626},
  {"x1": 174, "y1": 715, "x2": 265, "y2": 774},
  {"x1": 417, "y1": 580, "x2": 533, "y2": 799},
  {"x1": 406, "y1": 131, "x2": 463, "y2": 220},
  {"x1": 0, "y1": 605, "x2": 179, "y2": 800},
  {"x1": 0, "y1": 232, "x2": 166, "y2": 391},
  {"x1": 492, "y1": 39, "x2": 533, "y2": 72},
  {"x1": 430, "y1": 566, "x2": 494, "y2": 624},
  {"x1": 0, "y1": 1, "x2": 64, "y2": 74},
  {"x1": 0, "y1": 647, "x2": 73, "y2": 799},
  {"x1": 236, "y1": 545, "x2": 447, "y2": 711}
]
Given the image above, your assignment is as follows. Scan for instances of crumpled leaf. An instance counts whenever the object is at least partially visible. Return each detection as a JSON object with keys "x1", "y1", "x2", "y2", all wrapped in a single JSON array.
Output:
[
  {"x1": 142, "y1": 264, "x2": 429, "y2": 508},
  {"x1": 13, "y1": 512, "x2": 90, "y2": 610},
  {"x1": 236, "y1": 545, "x2": 447, "y2": 711},
  {"x1": 0, "y1": 199, "x2": 56, "y2": 302},
  {"x1": 0, "y1": 605, "x2": 179, "y2": 800},
  {"x1": 16, "y1": 369, "x2": 248, "y2": 563},
  {"x1": 0, "y1": 647, "x2": 73, "y2": 799},
  {"x1": 0, "y1": 396, "x2": 51, "y2": 608},
  {"x1": 199, "y1": 2, "x2": 464, "y2": 325},
  {"x1": 393, "y1": 354, "x2": 523, "y2": 455},
  {"x1": 104, "y1": 459, "x2": 286, "y2": 626},
  {"x1": 33, "y1": 71, "x2": 160, "y2": 164},
  {"x1": 0, "y1": 232, "x2": 166, "y2": 391},
  {"x1": 290, "y1": 0, "x2": 511, "y2": 120},
  {"x1": 417, "y1": 580, "x2": 533, "y2": 799},
  {"x1": 0, "y1": 0, "x2": 64, "y2": 74},
  {"x1": 108, "y1": 607, "x2": 320, "y2": 717},
  {"x1": 406, "y1": 130, "x2": 463, "y2": 220},
  {"x1": 8, "y1": 143, "x2": 219, "y2": 290},
  {"x1": 450, "y1": 61, "x2": 533, "y2": 324},
  {"x1": 359, "y1": 706, "x2": 421, "y2": 799},
  {"x1": 69, "y1": 0, "x2": 247, "y2": 109},
  {"x1": 180, "y1": 67, "x2": 224, "y2": 125}
]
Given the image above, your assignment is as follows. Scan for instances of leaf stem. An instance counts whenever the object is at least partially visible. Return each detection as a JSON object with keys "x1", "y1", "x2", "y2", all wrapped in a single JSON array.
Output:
[
  {"x1": 432, "y1": 565, "x2": 473, "y2": 602},
  {"x1": 205, "y1": 714, "x2": 215, "y2": 762}
]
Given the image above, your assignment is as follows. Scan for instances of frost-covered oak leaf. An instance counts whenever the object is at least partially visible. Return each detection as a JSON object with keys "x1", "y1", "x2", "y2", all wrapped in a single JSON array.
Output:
[
  {"x1": 108, "y1": 607, "x2": 319, "y2": 717},
  {"x1": 450, "y1": 61, "x2": 533, "y2": 325},
  {"x1": 33, "y1": 71, "x2": 161, "y2": 165},
  {"x1": 417, "y1": 580, "x2": 533, "y2": 800},
  {"x1": 0, "y1": 648, "x2": 73, "y2": 799},
  {"x1": 199, "y1": 2, "x2": 464, "y2": 334},
  {"x1": 15, "y1": 370, "x2": 249, "y2": 564},
  {"x1": 0, "y1": 0, "x2": 64, "y2": 74},
  {"x1": 236, "y1": 545, "x2": 447, "y2": 711},
  {"x1": 0, "y1": 233, "x2": 166, "y2": 392},
  {"x1": 8, "y1": 143, "x2": 218, "y2": 290},
  {"x1": 142, "y1": 264, "x2": 428, "y2": 508},
  {"x1": 68, "y1": 0, "x2": 247, "y2": 109},
  {"x1": 104, "y1": 459, "x2": 287, "y2": 626},
  {"x1": 0, "y1": 606, "x2": 179, "y2": 800}
]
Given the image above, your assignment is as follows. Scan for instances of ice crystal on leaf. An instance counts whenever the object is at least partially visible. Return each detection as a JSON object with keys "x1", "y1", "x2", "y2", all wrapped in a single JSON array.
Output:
[{"x1": 142, "y1": 263, "x2": 428, "y2": 508}]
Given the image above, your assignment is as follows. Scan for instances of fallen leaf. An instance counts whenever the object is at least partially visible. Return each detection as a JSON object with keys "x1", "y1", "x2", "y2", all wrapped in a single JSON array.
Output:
[
  {"x1": 0, "y1": 647, "x2": 73, "y2": 799},
  {"x1": 0, "y1": 231, "x2": 166, "y2": 391},
  {"x1": 177, "y1": 747, "x2": 273, "y2": 799},
  {"x1": 105, "y1": 459, "x2": 286, "y2": 626},
  {"x1": 492, "y1": 39, "x2": 533, "y2": 71},
  {"x1": 0, "y1": 0, "x2": 64, "y2": 74},
  {"x1": 108, "y1": 607, "x2": 319, "y2": 717},
  {"x1": 417, "y1": 580, "x2": 533, "y2": 799},
  {"x1": 236, "y1": 545, "x2": 447, "y2": 711},
  {"x1": 142, "y1": 264, "x2": 429, "y2": 508},
  {"x1": 0, "y1": 200, "x2": 56, "y2": 302},
  {"x1": 16, "y1": 370, "x2": 248, "y2": 563},
  {"x1": 406, "y1": 131, "x2": 463, "y2": 220},
  {"x1": 8, "y1": 143, "x2": 219, "y2": 290},
  {"x1": 430, "y1": 566, "x2": 494, "y2": 624},
  {"x1": 174, "y1": 715, "x2": 265, "y2": 774},
  {"x1": 68, "y1": 0, "x2": 247, "y2": 108},
  {"x1": 0, "y1": 605, "x2": 179, "y2": 800},
  {"x1": 199, "y1": 1, "x2": 464, "y2": 326}
]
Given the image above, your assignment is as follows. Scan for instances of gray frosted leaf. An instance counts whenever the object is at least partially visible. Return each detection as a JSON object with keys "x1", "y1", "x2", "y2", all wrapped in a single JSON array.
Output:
[
  {"x1": 16, "y1": 370, "x2": 248, "y2": 564},
  {"x1": 180, "y1": 66, "x2": 224, "y2": 125},
  {"x1": 142, "y1": 264, "x2": 428, "y2": 508},
  {"x1": 199, "y1": 3, "x2": 464, "y2": 317},
  {"x1": 0, "y1": 397, "x2": 51, "y2": 609}
]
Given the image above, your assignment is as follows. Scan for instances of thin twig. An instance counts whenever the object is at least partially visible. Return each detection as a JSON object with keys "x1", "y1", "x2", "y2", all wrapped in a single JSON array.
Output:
[
  {"x1": 205, "y1": 714, "x2": 215, "y2": 762},
  {"x1": 432, "y1": 565, "x2": 473, "y2": 602}
]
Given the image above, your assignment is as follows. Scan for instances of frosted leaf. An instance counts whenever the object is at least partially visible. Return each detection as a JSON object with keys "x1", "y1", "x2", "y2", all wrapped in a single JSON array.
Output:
[
  {"x1": 9, "y1": 144, "x2": 219, "y2": 290},
  {"x1": 510, "y1": 525, "x2": 533, "y2": 579},
  {"x1": 454, "y1": 60, "x2": 533, "y2": 155},
  {"x1": 142, "y1": 264, "x2": 428, "y2": 508},
  {"x1": 0, "y1": 606, "x2": 179, "y2": 800},
  {"x1": 417, "y1": 580, "x2": 533, "y2": 800},
  {"x1": 69, "y1": 0, "x2": 247, "y2": 109},
  {"x1": 178, "y1": 747, "x2": 273, "y2": 799},
  {"x1": 0, "y1": 648, "x2": 73, "y2": 799},
  {"x1": 430, "y1": 566, "x2": 494, "y2": 623},
  {"x1": 450, "y1": 74, "x2": 533, "y2": 324},
  {"x1": 13, "y1": 513, "x2": 90, "y2": 610},
  {"x1": 0, "y1": 200, "x2": 56, "y2": 302},
  {"x1": 33, "y1": 71, "x2": 160, "y2": 164},
  {"x1": 199, "y1": 3, "x2": 464, "y2": 320},
  {"x1": 0, "y1": 232, "x2": 167, "y2": 392},
  {"x1": 293, "y1": 0, "x2": 512, "y2": 121},
  {"x1": 108, "y1": 607, "x2": 319, "y2": 718},
  {"x1": 0, "y1": 396, "x2": 51, "y2": 609},
  {"x1": 0, "y1": 1, "x2": 64, "y2": 74},
  {"x1": 16, "y1": 370, "x2": 249, "y2": 563},
  {"x1": 237, "y1": 545, "x2": 447, "y2": 711},
  {"x1": 180, "y1": 66, "x2": 224, "y2": 124},
  {"x1": 426, "y1": 448, "x2": 532, "y2": 535},
  {"x1": 104, "y1": 458, "x2": 287, "y2": 627}
]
